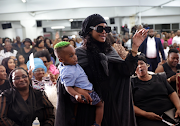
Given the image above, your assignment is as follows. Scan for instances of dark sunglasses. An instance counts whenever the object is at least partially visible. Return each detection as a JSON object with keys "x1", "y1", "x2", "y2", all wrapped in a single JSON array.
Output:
[
  {"x1": 43, "y1": 61, "x2": 48, "y2": 63},
  {"x1": 90, "y1": 26, "x2": 111, "y2": 33}
]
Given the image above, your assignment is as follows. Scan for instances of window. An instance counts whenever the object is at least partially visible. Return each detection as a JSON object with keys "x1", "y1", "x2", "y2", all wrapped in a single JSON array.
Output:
[
  {"x1": 155, "y1": 24, "x2": 161, "y2": 30},
  {"x1": 148, "y1": 24, "x2": 153, "y2": 29},
  {"x1": 162, "y1": 24, "x2": 170, "y2": 29},
  {"x1": 172, "y1": 23, "x2": 179, "y2": 30}
]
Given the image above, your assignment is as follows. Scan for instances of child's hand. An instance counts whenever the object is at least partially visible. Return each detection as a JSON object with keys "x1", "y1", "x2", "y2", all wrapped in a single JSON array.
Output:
[
  {"x1": 74, "y1": 87, "x2": 93, "y2": 104},
  {"x1": 83, "y1": 93, "x2": 92, "y2": 104},
  {"x1": 75, "y1": 94, "x2": 84, "y2": 103}
]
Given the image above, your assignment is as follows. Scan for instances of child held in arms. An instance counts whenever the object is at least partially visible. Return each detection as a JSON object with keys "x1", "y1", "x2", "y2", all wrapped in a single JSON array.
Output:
[{"x1": 54, "y1": 41, "x2": 104, "y2": 126}]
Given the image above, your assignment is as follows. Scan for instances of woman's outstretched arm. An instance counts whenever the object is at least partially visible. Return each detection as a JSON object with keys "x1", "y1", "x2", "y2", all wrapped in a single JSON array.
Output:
[{"x1": 134, "y1": 105, "x2": 162, "y2": 121}]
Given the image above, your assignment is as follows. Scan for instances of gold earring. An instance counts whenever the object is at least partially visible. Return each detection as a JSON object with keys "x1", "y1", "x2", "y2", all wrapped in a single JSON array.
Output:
[{"x1": 147, "y1": 64, "x2": 150, "y2": 68}]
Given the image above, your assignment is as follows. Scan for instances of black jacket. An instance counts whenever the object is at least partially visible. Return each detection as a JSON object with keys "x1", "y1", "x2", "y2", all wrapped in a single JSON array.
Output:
[
  {"x1": 55, "y1": 47, "x2": 138, "y2": 126},
  {"x1": 0, "y1": 87, "x2": 54, "y2": 126}
]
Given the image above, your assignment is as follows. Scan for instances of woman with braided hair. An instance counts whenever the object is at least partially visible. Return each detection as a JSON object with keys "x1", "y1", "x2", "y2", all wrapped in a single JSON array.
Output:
[{"x1": 55, "y1": 14, "x2": 148, "y2": 126}]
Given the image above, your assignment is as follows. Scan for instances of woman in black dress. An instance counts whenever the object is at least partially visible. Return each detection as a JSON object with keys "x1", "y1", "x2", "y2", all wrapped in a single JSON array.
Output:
[
  {"x1": 131, "y1": 55, "x2": 180, "y2": 126},
  {"x1": 55, "y1": 14, "x2": 148, "y2": 126},
  {"x1": 155, "y1": 48, "x2": 180, "y2": 91},
  {"x1": 17, "y1": 38, "x2": 36, "y2": 63},
  {"x1": 0, "y1": 67, "x2": 55, "y2": 126},
  {"x1": 44, "y1": 38, "x2": 56, "y2": 61}
]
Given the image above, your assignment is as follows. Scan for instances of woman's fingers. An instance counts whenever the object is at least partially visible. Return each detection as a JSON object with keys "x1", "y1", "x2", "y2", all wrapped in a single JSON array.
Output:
[
  {"x1": 133, "y1": 28, "x2": 148, "y2": 39},
  {"x1": 146, "y1": 112, "x2": 162, "y2": 120},
  {"x1": 175, "y1": 110, "x2": 180, "y2": 118},
  {"x1": 137, "y1": 28, "x2": 148, "y2": 36},
  {"x1": 155, "y1": 115, "x2": 162, "y2": 120}
]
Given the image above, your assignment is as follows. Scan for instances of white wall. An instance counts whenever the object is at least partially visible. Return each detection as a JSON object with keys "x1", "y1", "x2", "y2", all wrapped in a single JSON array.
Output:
[
  {"x1": 1, "y1": 15, "x2": 180, "y2": 40},
  {"x1": 0, "y1": 0, "x2": 175, "y2": 14},
  {"x1": 141, "y1": 15, "x2": 180, "y2": 24},
  {"x1": 0, "y1": 22, "x2": 22, "y2": 39},
  {"x1": 0, "y1": 28, "x2": 16, "y2": 40},
  {"x1": 15, "y1": 28, "x2": 23, "y2": 40}
]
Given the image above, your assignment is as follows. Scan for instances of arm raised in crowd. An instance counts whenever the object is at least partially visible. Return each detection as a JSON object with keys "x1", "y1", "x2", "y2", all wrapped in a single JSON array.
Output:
[
  {"x1": 53, "y1": 32, "x2": 60, "y2": 48},
  {"x1": 117, "y1": 29, "x2": 149, "y2": 76}
]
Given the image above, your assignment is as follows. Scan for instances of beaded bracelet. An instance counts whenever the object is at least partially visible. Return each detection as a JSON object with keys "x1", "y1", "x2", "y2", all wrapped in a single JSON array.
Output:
[{"x1": 131, "y1": 49, "x2": 138, "y2": 54}]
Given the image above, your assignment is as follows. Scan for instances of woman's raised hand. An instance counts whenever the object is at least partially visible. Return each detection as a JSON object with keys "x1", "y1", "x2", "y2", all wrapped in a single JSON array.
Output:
[
  {"x1": 28, "y1": 66, "x2": 33, "y2": 79},
  {"x1": 132, "y1": 29, "x2": 149, "y2": 48}
]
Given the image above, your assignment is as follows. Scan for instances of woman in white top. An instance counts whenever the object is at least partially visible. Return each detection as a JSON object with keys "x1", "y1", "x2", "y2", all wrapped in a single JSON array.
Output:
[{"x1": 0, "y1": 40, "x2": 17, "y2": 63}]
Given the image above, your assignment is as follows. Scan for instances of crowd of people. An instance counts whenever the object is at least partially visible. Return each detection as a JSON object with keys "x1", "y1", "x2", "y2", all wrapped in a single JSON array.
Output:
[{"x1": 0, "y1": 13, "x2": 180, "y2": 126}]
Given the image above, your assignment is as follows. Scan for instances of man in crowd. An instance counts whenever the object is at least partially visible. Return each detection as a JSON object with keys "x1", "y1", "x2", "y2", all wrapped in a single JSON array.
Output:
[
  {"x1": 12, "y1": 36, "x2": 25, "y2": 51},
  {"x1": 0, "y1": 65, "x2": 11, "y2": 93},
  {"x1": 123, "y1": 24, "x2": 129, "y2": 35},
  {"x1": 172, "y1": 30, "x2": 180, "y2": 45},
  {"x1": 139, "y1": 28, "x2": 165, "y2": 72},
  {"x1": 62, "y1": 35, "x2": 69, "y2": 41}
]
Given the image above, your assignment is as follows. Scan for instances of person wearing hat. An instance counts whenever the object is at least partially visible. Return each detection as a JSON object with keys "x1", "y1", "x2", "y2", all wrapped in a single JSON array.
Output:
[
  {"x1": 17, "y1": 38, "x2": 37, "y2": 63},
  {"x1": 55, "y1": 14, "x2": 148, "y2": 126},
  {"x1": 27, "y1": 58, "x2": 55, "y2": 91},
  {"x1": 62, "y1": 35, "x2": 69, "y2": 41}
]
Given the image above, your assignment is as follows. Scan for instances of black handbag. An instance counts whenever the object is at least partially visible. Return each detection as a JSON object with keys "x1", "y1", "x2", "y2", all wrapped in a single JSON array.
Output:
[{"x1": 162, "y1": 108, "x2": 180, "y2": 124}]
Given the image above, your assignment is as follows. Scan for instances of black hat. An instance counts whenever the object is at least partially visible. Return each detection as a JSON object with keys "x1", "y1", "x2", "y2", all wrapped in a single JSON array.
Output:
[
  {"x1": 62, "y1": 35, "x2": 69, "y2": 40},
  {"x1": 24, "y1": 38, "x2": 32, "y2": 45},
  {"x1": 79, "y1": 14, "x2": 107, "y2": 38}
]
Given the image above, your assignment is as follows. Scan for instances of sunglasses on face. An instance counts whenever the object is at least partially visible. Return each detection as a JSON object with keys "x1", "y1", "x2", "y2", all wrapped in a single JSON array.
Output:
[
  {"x1": 90, "y1": 26, "x2": 111, "y2": 33},
  {"x1": 43, "y1": 61, "x2": 48, "y2": 63}
]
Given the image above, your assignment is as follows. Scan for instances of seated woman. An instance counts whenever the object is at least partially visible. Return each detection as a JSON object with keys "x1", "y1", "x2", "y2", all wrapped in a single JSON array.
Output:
[
  {"x1": 34, "y1": 50, "x2": 59, "y2": 80},
  {"x1": 16, "y1": 54, "x2": 28, "y2": 71},
  {"x1": 27, "y1": 58, "x2": 56, "y2": 91},
  {"x1": 0, "y1": 65, "x2": 11, "y2": 92},
  {"x1": 69, "y1": 39, "x2": 77, "y2": 48},
  {"x1": 44, "y1": 38, "x2": 56, "y2": 62},
  {"x1": 34, "y1": 39, "x2": 46, "y2": 52},
  {"x1": 17, "y1": 38, "x2": 36, "y2": 63},
  {"x1": 0, "y1": 67, "x2": 55, "y2": 125},
  {"x1": 1, "y1": 57, "x2": 16, "y2": 78},
  {"x1": 155, "y1": 48, "x2": 180, "y2": 91},
  {"x1": 131, "y1": 54, "x2": 180, "y2": 126}
]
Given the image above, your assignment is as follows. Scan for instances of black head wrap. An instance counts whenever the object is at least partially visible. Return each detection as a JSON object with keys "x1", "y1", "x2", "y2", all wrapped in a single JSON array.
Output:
[
  {"x1": 79, "y1": 14, "x2": 107, "y2": 38},
  {"x1": 137, "y1": 53, "x2": 147, "y2": 63}
]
